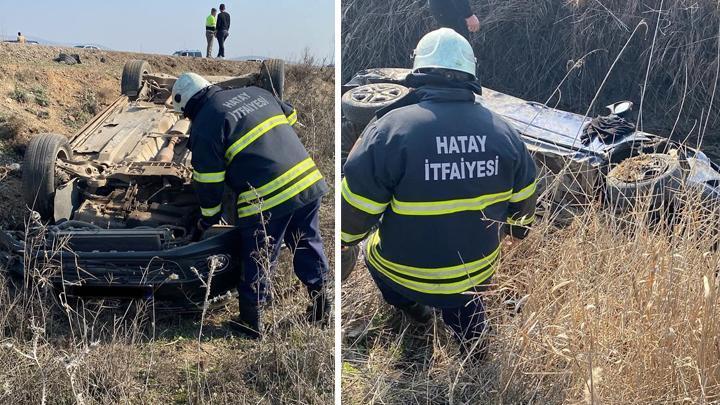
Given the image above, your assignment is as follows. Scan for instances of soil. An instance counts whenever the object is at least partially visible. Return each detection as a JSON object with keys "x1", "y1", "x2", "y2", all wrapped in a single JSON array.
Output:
[{"x1": 609, "y1": 154, "x2": 675, "y2": 182}]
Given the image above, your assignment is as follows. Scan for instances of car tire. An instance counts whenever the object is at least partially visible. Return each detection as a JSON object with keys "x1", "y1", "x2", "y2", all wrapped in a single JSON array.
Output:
[
  {"x1": 57, "y1": 53, "x2": 77, "y2": 65},
  {"x1": 22, "y1": 133, "x2": 72, "y2": 221},
  {"x1": 260, "y1": 59, "x2": 285, "y2": 100},
  {"x1": 604, "y1": 153, "x2": 684, "y2": 212},
  {"x1": 121, "y1": 60, "x2": 151, "y2": 100},
  {"x1": 341, "y1": 119, "x2": 359, "y2": 171},
  {"x1": 341, "y1": 83, "x2": 409, "y2": 128}
]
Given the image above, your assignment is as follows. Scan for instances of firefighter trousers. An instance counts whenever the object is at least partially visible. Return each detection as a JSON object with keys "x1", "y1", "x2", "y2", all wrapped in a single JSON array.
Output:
[
  {"x1": 236, "y1": 199, "x2": 328, "y2": 306},
  {"x1": 367, "y1": 262, "x2": 487, "y2": 344}
]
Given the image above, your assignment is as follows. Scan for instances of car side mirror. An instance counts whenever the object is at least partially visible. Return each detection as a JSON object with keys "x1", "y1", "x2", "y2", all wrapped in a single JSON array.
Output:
[{"x1": 606, "y1": 100, "x2": 634, "y2": 117}]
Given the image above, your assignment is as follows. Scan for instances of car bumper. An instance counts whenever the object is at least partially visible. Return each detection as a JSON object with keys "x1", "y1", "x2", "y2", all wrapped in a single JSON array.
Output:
[{"x1": 0, "y1": 228, "x2": 240, "y2": 308}]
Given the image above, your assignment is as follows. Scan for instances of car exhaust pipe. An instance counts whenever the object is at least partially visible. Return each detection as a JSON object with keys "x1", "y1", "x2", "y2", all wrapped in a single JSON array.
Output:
[{"x1": 155, "y1": 119, "x2": 191, "y2": 162}]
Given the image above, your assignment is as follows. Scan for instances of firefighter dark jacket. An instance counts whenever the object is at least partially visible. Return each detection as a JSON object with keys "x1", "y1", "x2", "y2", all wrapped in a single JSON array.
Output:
[
  {"x1": 428, "y1": 0, "x2": 473, "y2": 20},
  {"x1": 341, "y1": 75, "x2": 537, "y2": 307},
  {"x1": 184, "y1": 85, "x2": 328, "y2": 228}
]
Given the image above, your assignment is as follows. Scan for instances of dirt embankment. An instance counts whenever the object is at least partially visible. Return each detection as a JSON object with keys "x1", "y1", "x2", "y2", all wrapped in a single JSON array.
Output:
[
  {"x1": 0, "y1": 43, "x2": 335, "y2": 404},
  {"x1": 0, "y1": 43, "x2": 331, "y2": 153}
]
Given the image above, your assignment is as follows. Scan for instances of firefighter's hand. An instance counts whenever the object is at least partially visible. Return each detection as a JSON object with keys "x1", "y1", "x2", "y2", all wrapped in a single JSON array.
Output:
[
  {"x1": 466, "y1": 14, "x2": 480, "y2": 33},
  {"x1": 503, "y1": 235, "x2": 521, "y2": 249}
]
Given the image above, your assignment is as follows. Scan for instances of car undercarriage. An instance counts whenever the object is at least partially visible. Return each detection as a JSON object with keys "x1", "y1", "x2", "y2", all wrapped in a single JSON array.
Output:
[{"x1": 0, "y1": 59, "x2": 287, "y2": 308}]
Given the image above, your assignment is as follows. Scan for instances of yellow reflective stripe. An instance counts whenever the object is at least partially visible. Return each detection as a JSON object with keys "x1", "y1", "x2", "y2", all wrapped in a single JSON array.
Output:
[
  {"x1": 225, "y1": 114, "x2": 289, "y2": 163},
  {"x1": 341, "y1": 231, "x2": 368, "y2": 244},
  {"x1": 508, "y1": 215, "x2": 535, "y2": 226},
  {"x1": 369, "y1": 255, "x2": 496, "y2": 294},
  {"x1": 510, "y1": 180, "x2": 537, "y2": 203},
  {"x1": 287, "y1": 110, "x2": 298, "y2": 125},
  {"x1": 192, "y1": 170, "x2": 225, "y2": 183},
  {"x1": 237, "y1": 170, "x2": 323, "y2": 218},
  {"x1": 201, "y1": 204, "x2": 222, "y2": 217},
  {"x1": 365, "y1": 233, "x2": 496, "y2": 295},
  {"x1": 341, "y1": 178, "x2": 389, "y2": 215},
  {"x1": 390, "y1": 190, "x2": 512, "y2": 216},
  {"x1": 367, "y1": 231, "x2": 499, "y2": 279},
  {"x1": 237, "y1": 157, "x2": 315, "y2": 203}
]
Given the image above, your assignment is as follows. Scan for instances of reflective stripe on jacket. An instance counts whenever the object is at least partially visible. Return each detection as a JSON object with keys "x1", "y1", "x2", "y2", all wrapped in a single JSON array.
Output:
[
  {"x1": 341, "y1": 76, "x2": 536, "y2": 305},
  {"x1": 186, "y1": 86, "x2": 328, "y2": 227}
]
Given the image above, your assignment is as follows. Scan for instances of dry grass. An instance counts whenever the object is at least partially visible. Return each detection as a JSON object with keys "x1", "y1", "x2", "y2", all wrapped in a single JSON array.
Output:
[
  {"x1": 342, "y1": 186, "x2": 720, "y2": 403},
  {"x1": 342, "y1": 0, "x2": 720, "y2": 160},
  {"x1": 0, "y1": 47, "x2": 335, "y2": 403}
]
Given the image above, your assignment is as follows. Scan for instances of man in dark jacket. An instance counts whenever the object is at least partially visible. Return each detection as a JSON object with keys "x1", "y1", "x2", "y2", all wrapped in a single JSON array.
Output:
[
  {"x1": 172, "y1": 72, "x2": 330, "y2": 338},
  {"x1": 341, "y1": 28, "x2": 537, "y2": 360},
  {"x1": 428, "y1": 0, "x2": 480, "y2": 39},
  {"x1": 216, "y1": 3, "x2": 231, "y2": 58}
]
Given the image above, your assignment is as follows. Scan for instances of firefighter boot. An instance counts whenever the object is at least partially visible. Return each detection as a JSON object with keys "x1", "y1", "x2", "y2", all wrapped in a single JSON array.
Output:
[
  {"x1": 229, "y1": 299, "x2": 262, "y2": 339},
  {"x1": 397, "y1": 302, "x2": 433, "y2": 324}
]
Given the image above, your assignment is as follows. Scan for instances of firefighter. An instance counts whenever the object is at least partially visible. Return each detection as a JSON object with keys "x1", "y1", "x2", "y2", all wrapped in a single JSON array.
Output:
[
  {"x1": 171, "y1": 73, "x2": 330, "y2": 338},
  {"x1": 428, "y1": 0, "x2": 480, "y2": 39},
  {"x1": 341, "y1": 28, "x2": 537, "y2": 360}
]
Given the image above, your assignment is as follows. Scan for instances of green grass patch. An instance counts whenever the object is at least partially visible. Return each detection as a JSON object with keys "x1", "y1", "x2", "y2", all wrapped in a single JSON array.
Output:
[
  {"x1": 31, "y1": 87, "x2": 49, "y2": 107},
  {"x1": 9, "y1": 87, "x2": 28, "y2": 104}
]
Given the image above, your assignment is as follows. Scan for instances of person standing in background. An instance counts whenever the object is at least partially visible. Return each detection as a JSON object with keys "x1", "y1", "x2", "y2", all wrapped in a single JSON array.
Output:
[
  {"x1": 216, "y1": 3, "x2": 231, "y2": 59},
  {"x1": 16, "y1": 32, "x2": 26, "y2": 44},
  {"x1": 205, "y1": 8, "x2": 217, "y2": 58},
  {"x1": 427, "y1": 0, "x2": 480, "y2": 39}
]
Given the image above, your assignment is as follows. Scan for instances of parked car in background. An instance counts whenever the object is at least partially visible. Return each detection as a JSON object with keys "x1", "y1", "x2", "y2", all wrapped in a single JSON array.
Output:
[
  {"x1": 172, "y1": 49, "x2": 202, "y2": 58},
  {"x1": 74, "y1": 44, "x2": 101, "y2": 50}
]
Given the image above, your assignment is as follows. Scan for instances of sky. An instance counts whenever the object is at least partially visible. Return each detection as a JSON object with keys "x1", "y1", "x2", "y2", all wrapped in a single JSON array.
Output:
[{"x1": 0, "y1": 0, "x2": 335, "y2": 62}]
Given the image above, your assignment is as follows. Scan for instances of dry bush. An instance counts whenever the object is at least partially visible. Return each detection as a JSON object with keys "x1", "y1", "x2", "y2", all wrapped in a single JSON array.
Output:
[
  {"x1": 0, "y1": 115, "x2": 24, "y2": 142},
  {"x1": 0, "y1": 220, "x2": 334, "y2": 404},
  {"x1": 342, "y1": 0, "x2": 720, "y2": 158},
  {"x1": 342, "y1": 170, "x2": 720, "y2": 403}
]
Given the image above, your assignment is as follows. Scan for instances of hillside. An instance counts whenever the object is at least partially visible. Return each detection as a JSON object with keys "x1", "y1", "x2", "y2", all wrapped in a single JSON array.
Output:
[{"x1": 0, "y1": 43, "x2": 334, "y2": 403}]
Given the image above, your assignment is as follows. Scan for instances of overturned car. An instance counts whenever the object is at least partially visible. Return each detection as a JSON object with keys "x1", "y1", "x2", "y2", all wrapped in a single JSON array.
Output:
[
  {"x1": 341, "y1": 68, "x2": 720, "y2": 225},
  {"x1": 0, "y1": 59, "x2": 287, "y2": 309}
]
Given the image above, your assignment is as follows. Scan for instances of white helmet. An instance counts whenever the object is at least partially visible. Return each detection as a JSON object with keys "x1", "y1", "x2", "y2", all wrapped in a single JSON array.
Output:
[
  {"x1": 172, "y1": 72, "x2": 212, "y2": 114},
  {"x1": 412, "y1": 28, "x2": 476, "y2": 78}
]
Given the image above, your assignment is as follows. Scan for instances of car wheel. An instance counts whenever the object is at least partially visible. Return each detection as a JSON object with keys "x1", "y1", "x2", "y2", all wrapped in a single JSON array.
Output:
[
  {"x1": 260, "y1": 59, "x2": 285, "y2": 100},
  {"x1": 341, "y1": 119, "x2": 359, "y2": 171},
  {"x1": 341, "y1": 83, "x2": 409, "y2": 128},
  {"x1": 57, "y1": 53, "x2": 77, "y2": 65},
  {"x1": 121, "y1": 60, "x2": 151, "y2": 100},
  {"x1": 22, "y1": 133, "x2": 73, "y2": 221},
  {"x1": 604, "y1": 153, "x2": 684, "y2": 212}
]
